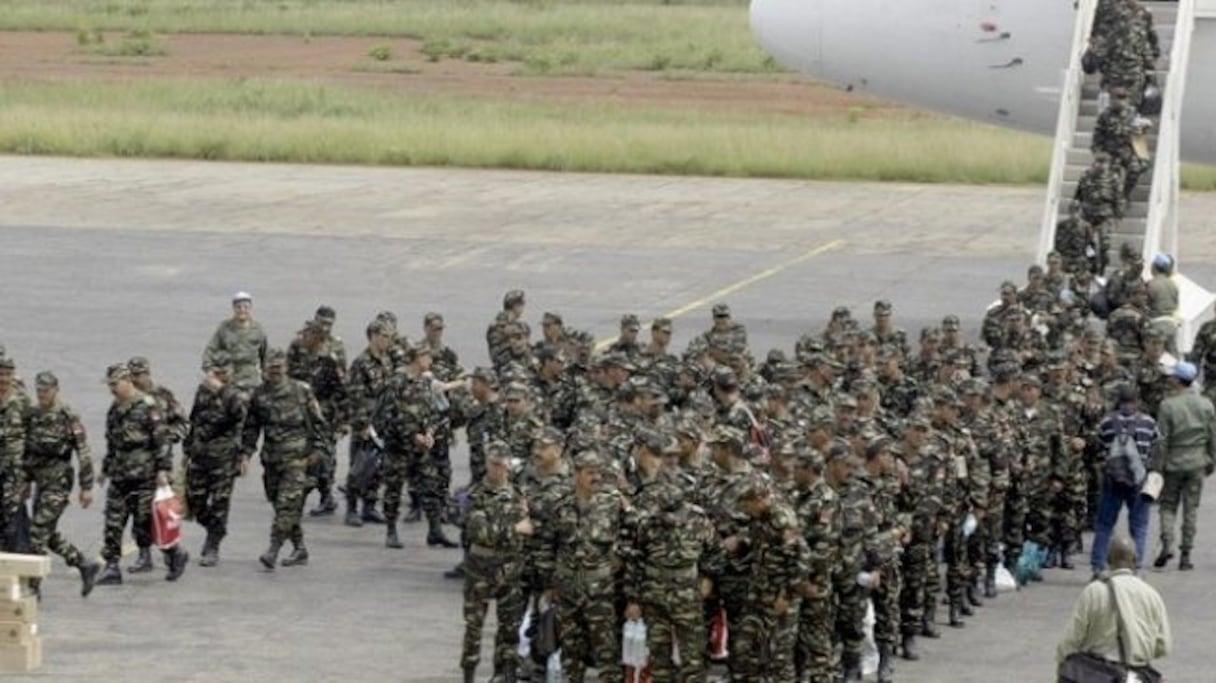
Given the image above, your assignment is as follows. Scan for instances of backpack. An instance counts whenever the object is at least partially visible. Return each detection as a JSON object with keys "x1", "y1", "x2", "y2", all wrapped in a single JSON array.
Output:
[{"x1": 1105, "y1": 419, "x2": 1146, "y2": 488}]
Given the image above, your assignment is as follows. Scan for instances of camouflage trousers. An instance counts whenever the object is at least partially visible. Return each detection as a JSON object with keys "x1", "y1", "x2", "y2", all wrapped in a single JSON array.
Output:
[
  {"x1": 186, "y1": 454, "x2": 238, "y2": 539},
  {"x1": 871, "y1": 562, "x2": 901, "y2": 648},
  {"x1": 641, "y1": 588, "x2": 706, "y2": 683},
  {"x1": 462, "y1": 557, "x2": 525, "y2": 674},
  {"x1": 942, "y1": 519, "x2": 968, "y2": 608},
  {"x1": 1159, "y1": 468, "x2": 1205, "y2": 553},
  {"x1": 1003, "y1": 483, "x2": 1028, "y2": 567},
  {"x1": 29, "y1": 465, "x2": 84, "y2": 567},
  {"x1": 717, "y1": 576, "x2": 750, "y2": 677},
  {"x1": 102, "y1": 476, "x2": 154, "y2": 561},
  {"x1": 1025, "y1": 487, "x2": 1054, "y2": 548},
  {"x1": 556, "y1": 577, "x2": 619, "y2": 682},
  {"x1": 732, "y1": 595, "x2": 799, "y2": 681},
  {"x1": 900, "y1": 538, "x2": 935, "y2": 635},
  {"x1": 383, "y1": 445, "x2": 444, "y2": 525},
  {"x1": 795, "y1": 595, "x2": 834, "y2": 683},
  {"x1": 984, "y1": 494, "x2": 1007, "y2": 567},
  {"x1": 468, "y1": 445, "x2": 488, "y2": 489},
  {"x1": 834, "y1": 577, "x2": 868, "y2": 660},
  {"x1": 1052, "y1": 482, "x2": 1085, "y2": 552},
  {"x1": 262, "y1": 459, "x2": 308, "y2": 547},
  {"x1": 305, "y1": 429, "x2": 338, "y2": 502}
]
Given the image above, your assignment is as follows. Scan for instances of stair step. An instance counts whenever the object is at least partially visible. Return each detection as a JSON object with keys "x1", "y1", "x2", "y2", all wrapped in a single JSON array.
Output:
[{"x1": 1059, "y1": 181, "x2": 1151, "y2": 203}]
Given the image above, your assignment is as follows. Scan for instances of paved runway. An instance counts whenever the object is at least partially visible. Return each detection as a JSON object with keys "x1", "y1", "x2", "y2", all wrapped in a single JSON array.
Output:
[{"x1": 2, "y1": 157, "x2": 1216, "y2": 681}]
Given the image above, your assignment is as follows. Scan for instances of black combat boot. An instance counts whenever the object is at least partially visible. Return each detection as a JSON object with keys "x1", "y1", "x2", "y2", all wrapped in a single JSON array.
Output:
[
  {"x1": 1153, "y1": 547, "x2": 1174, "y2": 568},
  {"x1": 309, "y1": 490, "x2": 337, "y2": 517},
  {"x1": 839, "y1": 651, "x2": 862, "y2": 681},
  {"x1": 1179, "y1": 550, "x2": 1194, "y2": 571},
  {"x1": 984, "y1": 565, "x2": 998, "y2": 598},
  {"x1": 404, "y1": 492, "x2": 423, "y2": 523},
  {"x1": 901, "y1": 634, "x2": 920, "y2": 661},
  {"x1": 444, "y1": 561, "x2": 466, "y2": 580},
  {"x1": 199, "y1": 533, "x2": 220, "y2": 567},
  {"x1": 386, "y1": 524, "x2": 404, "y2": 549},
  {"x1": 127, "y1": 547, "x2": 153, "y2": 573},
  {"x1": 362, "y1": 500, "x2": 387, "y2": 524},
  {"x1": 344, "y1": 494, "x2": 363, "y2": 527},
  {"x1": 462, "y1": 667, "x2": 475, "y2": 683},
  {"x1": 877, "y1": 643, "x2": 895, "y2": 683},
  {"x1": 166, "y1": 547, "x2": 189, "y2": 582},
  {"x1": 966, "y1": 583, "x2": 984, "y2": 608},
  {"x1": 1059, "y1": 552, "x2": 1075, "y2": 570},
  {"x1": 920, "y1": 604, "x2": 941, "y2": 638},
  {"x1": 281, "y1": 545, "x2": 309, "y2": 567},
  {"x1": 959, "y1": 597, "x2": 974, "y2": 617},
  {"x1": 948, "y1": 602, "x2": 966, "y2": 628},
  {"x1": 259, "y1": 540, "x2": 283, "y2": 570},
  {"x1": 78, "y1": 561, "x2": 101, "y2": 597},
  {"x1": 95, "y1": 560, "x2": 122, "y2": 586},
  {"x1": 426, "y1": 519, "x2": 459, "y2": 548}
]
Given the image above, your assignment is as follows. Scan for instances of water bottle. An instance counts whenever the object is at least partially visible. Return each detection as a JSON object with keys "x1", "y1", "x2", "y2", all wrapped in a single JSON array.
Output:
[{"x1": 622, "y1": 619, "x2": 648, "y2": 668}]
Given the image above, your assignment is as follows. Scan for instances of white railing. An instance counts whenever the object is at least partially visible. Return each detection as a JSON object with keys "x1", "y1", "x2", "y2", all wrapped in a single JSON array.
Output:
[
  {"x1": 1037, "y1": 0, "x2": 1100, "y2": 264},
  {"x1": 1141, "y1": 0, "x2": 1195, "y2": 268}
]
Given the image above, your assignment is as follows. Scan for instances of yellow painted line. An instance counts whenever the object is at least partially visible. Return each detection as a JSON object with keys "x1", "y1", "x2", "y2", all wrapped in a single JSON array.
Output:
[{"x1": 594, "y1": 238, "x2": 847, "y2": 350}]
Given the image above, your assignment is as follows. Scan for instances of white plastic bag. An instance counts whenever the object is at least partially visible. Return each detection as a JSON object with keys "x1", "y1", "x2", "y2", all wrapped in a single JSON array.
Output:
[
  {"x1": 517, "y1": 603, "x2": 534, "y2": 659},
  {"x1": 994, "y1": 564, "x2": 1017, "y2": 593},
  {"x1": 860, "y1": 600, "x2": 879, "y2": 676},
  {"x1": 545, "y1": 650, "x2": 562, "y2": 683},
  {"x1": 622, "y1": 619, "x2": 649, "y2": 667}
]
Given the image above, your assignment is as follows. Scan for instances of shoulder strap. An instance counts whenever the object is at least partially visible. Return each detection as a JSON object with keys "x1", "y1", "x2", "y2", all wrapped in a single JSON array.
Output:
[{"x1": 1104, "y1": 576, "x2": 1129, "y2": 667}]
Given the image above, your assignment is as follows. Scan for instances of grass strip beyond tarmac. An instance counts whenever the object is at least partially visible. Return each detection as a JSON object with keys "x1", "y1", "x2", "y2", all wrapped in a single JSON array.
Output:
[
  {"x1": 0, "y1": 0, "x2": 776, "y2": 75},
  {"x1": 0, "y1": 79, "x2": 1072, "y2": 185}
]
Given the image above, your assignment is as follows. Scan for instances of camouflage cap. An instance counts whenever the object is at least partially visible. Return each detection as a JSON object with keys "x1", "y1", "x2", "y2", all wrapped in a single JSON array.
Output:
[
  {"x1": 651, "y1": 317, "x2": 673, "y2": 333},
  {"x1": 634, "y1": 429, "x2": 673, "y2": 455},
  {"x1": 712, "y1": 366, "x2": 739, "y2": 390},
  {"x1": 34, "y1": 371, "x2": 58, "y2": 388},
  {"x1": 773, "y1": 362, "x2": 803, "y2": 382},
  {"x1": 104, "y1": 363, "x2": 131, "y2": 383},
  {"x1": 632, "y1": 377, "x2": 668, "y2": 400},
  {"x1": 303, "y1": 318, "x2": 326, "y2": 333},
  {"x1": 0, "y1": 356, "x2": 14, "y2": 371},
  {"x1": 835, "y1": 394, "x2": 859, "y2": 410},
  {"x1": 959, "y1": 378, "x2": 989, "y2": 396},
  {"x1": 999, "y1": 280, "x2": 1018, "y2": 294},
  {"x1": 708, "y1": 424, "x2": 747, "y2": 451},
  {"x1": 904, "y1": 412, "x2": 932, "y2": 430},
  {"x1": 711, "y1": 303, "x2": 732, "y2": 317},
  {"x1": 806, "y1": 353, "x2": 845, "y2": 371},
  {"x1": 1020, "y1": 374, "x2": 1042, "y2": 389},
  {"x1": 794, "y1": 447, "x2": 826, "y2": 471},
  {"x1": 314, "y1": 305, "x2": 336, "y2": 324},
  {"x1": 542, "y1": 311, "x2": 564, "y2": 326},
  {"x1": 368, "y1": 318, "x2": 395, "y2": 337},
  {"x1": 535, "y1": 343, "x2": 565, "y2": 363},
  {"x1": 403, "y1": 342, "x2": 433, "y2": 362},
  {"x1": 503, "y1": 289, "x2": 526, "y2": 307},
  {"x1": 470, "y1": 366, "x2": 498, "y2": 385},
  {"x1": 423, "y1": 312, "x2": 444, "y2": 327},
  {"x1": 1027, "y1": 264, "x2": 1045, "y2": 278},
  {"x1": 941, "y1": 315, "x2": 961, "y2": 331},
  {"x1": 825, "y1": 441, "x2": 853, "y2": 463},
  {"x1": 126, "y1": 356, "x2": 150, "y2": 374},
  {"x1": 503, "y1": 382, "x2": 529, "y2": 399},
  {"x1": 572, "y1": 451, "x2": 602, "y2": 471},
  {"x1": 534, "y1": 427, "x2": 565, "y2": 448},
  {"x1": 737, "y1": 473, "x2": 772, "y2": 501},
  {"x1": 485, "y1": 440, "x2": 511, "y2": 461},
  {"x1": 265, "y1": 348, "x2": 288, "y2": 368},
  {"x1": 1143, "y1": 327, "x2": 1166, "y2": 342},
  {"x1": 930, "y1": 387, "x2": 960, "y2": 405},
  {"x1": 864, "y1": 436, "x2": 893, "y2": 460},
  {"x1": 806, "y1": 408, "x2": 834, "y2": 430},
  {"x1": 375, "y1": 310, "x2": 398, "y2": 326},
  {"x1": 873, "y1": 300, "x2": 894, "y2": 316},
  {"x1": 831, "y1": 306, "x2": 852, "y2": 319},
  {"x1": 674, "y1": 416, "x2": 703, "y2": 440},
  {"x1": 620, "y1": 313, "x2": 641, "y2": 330},
  {"x1": 1047, "y1": 251, "x2": 1063, "y2": 263},
  {"x1": 205, "y1": 350, "x2": 232, "y2": 371},
  {"x1": 766, "y1": 348, "x2": 787, "y2": 364},
  {"x1": 599, "y1": 352, "x2": 633, "y2": 370}
]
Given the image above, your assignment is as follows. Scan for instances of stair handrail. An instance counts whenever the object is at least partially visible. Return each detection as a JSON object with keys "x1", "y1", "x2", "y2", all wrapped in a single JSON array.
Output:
[
  {"x1": 1142, "y1": 0, "x2": 1195, "y2": 269},
  {"x1": 1038, "y1": 0, "x2": 1101, "y2": 265}
]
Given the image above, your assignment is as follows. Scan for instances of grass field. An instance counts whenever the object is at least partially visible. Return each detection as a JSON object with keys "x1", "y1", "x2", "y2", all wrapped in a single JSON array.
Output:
[
  {"x1": 0, "y1": 0, "x2": 772, "y2": 75},
  {"x1": 0, "y1": 79, "x2": 1059, "y2": 184}
]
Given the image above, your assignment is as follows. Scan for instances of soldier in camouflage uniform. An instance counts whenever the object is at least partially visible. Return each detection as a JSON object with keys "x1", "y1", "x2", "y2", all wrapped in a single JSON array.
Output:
[
  {"x1": 242, "y1": 349, "x2": 327, "y2": 570},
  {"x1": 376, "y1": 344, "x2": 458, "y2": 549},
  {"x1": 1074, "y1": 153, "x2": 1125, "y2": 260},
  {"x1": 791, "y1": 445, "x2": 840, "y2": 683},
  {"x1": 1099, "y1": 0, "x2": 1156, "y2": 109},
  {"x1": 96, "y1": 363, "x2": 187, "y2": 585},
  {"x1": 530, "y1": 344, "x2": 577, "y2": 431},
  {"x1": 640, "y1": 317, "x2": 679, "y2": 392},
  {"x1": 607, "y1": 313, "x2": 643, "y2": 360},
  {"x1": 203, "y1": 291, "x2": 269, "y2": 394},
  {"x1": 488, "y1": 290, "x2": 530, "y2": 374},
  {"x1": 461, "y1": 445, "x2": 531, "y2": 683},
  {"x1": 343, "y1": 319, "x2": 396, "y2": 526},
  {"x1": 829, "y1": 440, "x2": 873, "y2": 680},
  {"x1": 703, "y1": 425, "x2": 756, "y2": 678},
  {"x1": 0, "y1": 357, "x2": 26, "y2": 555},
  {"x1": 23, "y1": 370, "x2": 100, "y2": 596},
  {"x1": 128, "y1": 358, "x2": 189, "y2": 570},
  {"x1": 548, "y1": 452, "x2": 624, "y2": 682},
  {"x1": 701, "y1": 303, "x2": 748, "y2": 357},
  {"x1": 184, "y1": 352, "x2": 246, "y2": 567},
  {"x1": 732, "y1": 474, "x2": 810, "y2": 682},
  {"x1": 287, "y1": 317, "x2": 348, "y2": 517},
  {"x1": 453, "y1": 367, "x2": 506, "y2": 488},
  {"x1": 622, "y1": 438, "x2": 720, "y2": 683},
  {"x1": 1108, "y1": 280, "x2": 1151, "y2": 361},
  {"x1": 860, "y1": 437, "x2": 904, "y2": 683},
  {"x1": 895, "y1": 414, "x2": 943, "y2": 661},
  {"x1": 1093, "y1": 87, "x2": 1149, "y2": 198},
  {"x1": 870, "y1": 300, "x2": 911, "y2": 359},
  {"x1": 1013, "y1": 376, "x2": 1066, "y2": 568},
  {"x1": 519, "y1": 428, "x2": 569, "y2": 627},
  {"x1": 1187, "y1": 315, "x2": 1216, "y2": 404},
  {"x1": 982, "y1": 282, "x2": 1022, "y2": 353}
]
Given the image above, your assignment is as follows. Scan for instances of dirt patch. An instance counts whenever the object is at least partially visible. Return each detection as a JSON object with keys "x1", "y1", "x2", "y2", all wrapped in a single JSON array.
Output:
[{"x1": 0, "y1": 31, "x2": 898, "y2": 116}]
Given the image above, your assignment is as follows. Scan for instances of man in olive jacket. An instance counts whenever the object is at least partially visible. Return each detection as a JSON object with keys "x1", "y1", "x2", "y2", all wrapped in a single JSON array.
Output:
[{"x1": 1153, "y1": 362, "x2": 1216, "y2": 571}]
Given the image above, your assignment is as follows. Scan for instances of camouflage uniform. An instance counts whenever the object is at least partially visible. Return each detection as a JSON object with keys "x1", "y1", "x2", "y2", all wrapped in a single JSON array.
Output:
[
  {"x1": 792, "y1": 467, "x2": 840, "y2": 683},
  {"x1": 1093, "y1": 97, "x2": 1147, "y2": 197},
  {"x1": 451, "y1": 381, "x2": 507, "y2": 487},
  {"x1": 0, "y1": 381, "x2": 25, "y2": 551},
  {"x1": 183, "y1": 370, "x2": 246, "y2": 561},
  {"x1": 344, "y1": 341, "x2": 395, "y2": 518},
  {"x1": 834, "y1": 469, "x2": 877, "y2": 674},
  {"x1": 461, "y1": 474, "x2": 528, "y2": 678},
  {"x1": 549, "y1": 478, "x2": 624, "y2": 682},
  {"x1": 101, "y1": 385, "x2": 168, "y2": 564},
  {"x1": 1187, "y1": 319, "x2": 1216, "y2": 404},
  {"x1": 858, "y1": 463, "x2": 903, "y2": 678},
  {"x1": 1075, "y1": 157, "x2": 1125, "y2": 230},
  {"x1": 519, "y1": 463, "x2": 570, "y2": 602},
  {"x1": 204, "y1": 316, "x2": 269, "y2": 393},
  {"x1": 242, "y1": 356, "x2": 327, "y2": 566},
  {"x1": 1010, "y1": 392, "x2": 1064, "y2": 555},
  {"x1": 287, "y1": 326, "x2": 348, "y2": 513},
  {"x1": 894, "y1": 430, "x2": 945, "y2": 648},
  {"x1": 622, "y1": 477, "x2": 720, "y2": 683},
  {"x1": 23, "y1": 383, "x2": 94, "y2": 572},
  {"x1": 376, "y1": 365, "x2": 447, "y2": 543}
]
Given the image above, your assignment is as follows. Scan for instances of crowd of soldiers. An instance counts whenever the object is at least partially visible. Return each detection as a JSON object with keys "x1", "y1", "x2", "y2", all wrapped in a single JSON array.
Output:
[
  {"x1": 0, "y1": 244, "x2": 1211, "y2": 683},
  {"x1": 1065, "y1": 0, "x2": 1160, "y2": 276}
]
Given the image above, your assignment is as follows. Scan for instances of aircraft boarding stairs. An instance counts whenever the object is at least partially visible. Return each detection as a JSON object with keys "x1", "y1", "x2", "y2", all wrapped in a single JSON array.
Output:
[{"x1": 1038, "y1": 0, "x2": 1215, "y2": 352}]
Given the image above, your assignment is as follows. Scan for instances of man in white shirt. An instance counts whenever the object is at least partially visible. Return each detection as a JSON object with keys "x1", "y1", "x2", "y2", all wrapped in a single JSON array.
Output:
[{"x1": 1057, "y1": 536, "x2": 1170, "y2": 681}]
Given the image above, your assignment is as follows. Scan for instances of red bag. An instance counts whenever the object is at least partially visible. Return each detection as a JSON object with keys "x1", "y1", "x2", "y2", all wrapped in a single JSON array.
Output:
[
  {"x1": 624, "y1": 665, "x2": 652, "y2": 683},
  {"x1": 708, "y1": 606, "x2": 729, "y2": 661},
  {"x1": 152, "y1": 484, "x2": 184, "y2": 550}
]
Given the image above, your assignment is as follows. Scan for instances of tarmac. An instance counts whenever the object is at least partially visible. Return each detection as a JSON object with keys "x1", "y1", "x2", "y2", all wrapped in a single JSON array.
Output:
[{"x1": 2, "y1": 156, "x2": 1216, "y2": 681}]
